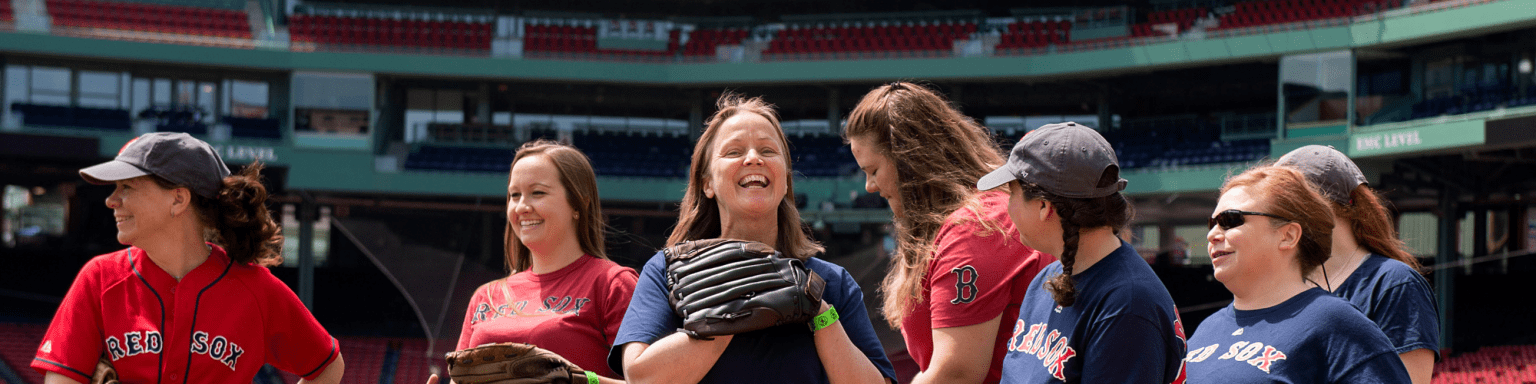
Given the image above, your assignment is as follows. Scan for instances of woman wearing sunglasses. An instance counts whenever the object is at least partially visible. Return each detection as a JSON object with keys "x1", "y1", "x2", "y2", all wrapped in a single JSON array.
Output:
[
  {"x1": 978, "y1": 123, "x2": 1186, "y2": 383},
  {"x1": 1184, "y1": 166, "x2": 1409, "y2": 383},
  {"x1": 1276, "y1": 145, "x2": 1438, "y2": 384}
]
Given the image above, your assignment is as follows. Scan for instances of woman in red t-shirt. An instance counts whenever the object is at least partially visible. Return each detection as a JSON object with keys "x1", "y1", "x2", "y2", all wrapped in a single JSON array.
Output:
[
  {"x1": 430, "y1": 140, "x2": 637, "y2": 384},
  {"x1": 844, "y1": 82, "x2": 1055, "y2": 384}
]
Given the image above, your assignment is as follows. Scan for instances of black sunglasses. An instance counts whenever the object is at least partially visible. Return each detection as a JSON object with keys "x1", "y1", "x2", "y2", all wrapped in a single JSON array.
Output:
[{"x1": 1208, "y1": 209, "x2": 1292, "y2": 230}]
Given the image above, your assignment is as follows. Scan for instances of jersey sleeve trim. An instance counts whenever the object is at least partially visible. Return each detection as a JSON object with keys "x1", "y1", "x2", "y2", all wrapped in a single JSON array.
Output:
[
  {"x1": 33, "y1": 357, "x2": 91, "y2": 382},
  {"x1": 300, "y1": 338, "x2": 340, "y2": 379}
]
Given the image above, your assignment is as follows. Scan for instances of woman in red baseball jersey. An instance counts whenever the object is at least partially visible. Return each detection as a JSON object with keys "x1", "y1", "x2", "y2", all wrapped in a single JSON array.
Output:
[
  {"x1": 34, "y1": 132, "x2": 345, "y2": 384},
  {"x1": 429, "y1": 140, "x2": 637, "y2": 384},
  {"x1": 844, "y1": 82, "x2": 1055, "y2": 383}
]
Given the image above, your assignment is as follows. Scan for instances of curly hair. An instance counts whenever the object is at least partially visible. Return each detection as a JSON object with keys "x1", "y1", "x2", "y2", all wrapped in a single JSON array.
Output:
[
  {"x1": 842, "y1": 82, "x2": 1011, "y2": 327},
  {"x1": 150, "y1": 163, "x2": 283, "y2": 266}
]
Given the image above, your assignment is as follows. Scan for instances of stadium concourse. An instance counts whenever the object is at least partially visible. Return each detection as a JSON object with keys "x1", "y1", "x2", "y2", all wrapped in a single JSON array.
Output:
[{"x1": 3, "y1": 0, "x2": 1536, "y2": 382}]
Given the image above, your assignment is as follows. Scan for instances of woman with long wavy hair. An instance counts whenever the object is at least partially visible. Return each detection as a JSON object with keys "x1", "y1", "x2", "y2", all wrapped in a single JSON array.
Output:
[
  {"x1": 610, "y1": 93, "x2": 895, "y2": 384},
  {"x1": 35, "y1": 132, "x2": 345, "y2": 384},
  {"x1": 1276, "y1": 145, "x2": 1438, "y2": 383},
  {"x1": 844, "y1": 82, "x2": 1054, "y2": 383}
]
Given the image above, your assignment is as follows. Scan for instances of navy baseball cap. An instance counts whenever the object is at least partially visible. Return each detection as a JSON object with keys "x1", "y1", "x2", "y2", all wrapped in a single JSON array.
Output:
[
  {"x1": 1275, "y1": 145, "x2": 1366, "y2": 206},
  {"x1": 977, "y1": 122, "x2": 1127, "y2": 198},
  {"x1": 80, "y1": 132, "x2": 231, "y2": 198}
]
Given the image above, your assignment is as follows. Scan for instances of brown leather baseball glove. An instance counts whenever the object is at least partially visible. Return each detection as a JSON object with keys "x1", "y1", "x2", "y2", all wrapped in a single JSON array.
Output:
[
  {"x1": 91, "y1": 353, "x2": 119, "y2": 384},
  {"x1": 444, "y1": 343, "x2": 587, "y2": 384}
]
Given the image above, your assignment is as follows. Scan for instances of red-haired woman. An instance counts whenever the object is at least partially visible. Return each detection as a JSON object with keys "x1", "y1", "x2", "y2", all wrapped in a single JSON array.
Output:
[
  {"x1": 1277, "y1": 145, "x2": 1438, "y2": 384},
  {"x1": 1184, "y1": 165, "x2": 1409, "y2": 383}
]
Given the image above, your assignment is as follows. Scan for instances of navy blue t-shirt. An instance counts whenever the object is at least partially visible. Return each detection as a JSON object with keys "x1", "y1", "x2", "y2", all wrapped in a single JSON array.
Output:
[
  {"x1": 999, "y1": 241, "x2": 1187, "y2": 383},
  {"x1": 1185, "y1": 288, "x2": 1410, "y2": 383},
  {"x1": 1333, "y1": 253, "x2": 1440, "y2": 357},
  {"x1": 607, "y1": 250, "x2": 896, "y2": 383}
]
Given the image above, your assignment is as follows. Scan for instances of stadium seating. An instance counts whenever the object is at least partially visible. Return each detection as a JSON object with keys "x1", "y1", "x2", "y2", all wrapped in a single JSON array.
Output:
[
  {"x1": 402, "y1": 145, "x2": 516, "y2": 173},
  {"x1": 683, "y1": 27, "x2": 749, "y2": 57},
  {"x1": 763, "y1": 21, "x2": 978, "y2": 57},
  {"x1": 391, "y1": 339, "x2": 454, "y2": 384},
  {"x1": 1, "y1": 0, "x2": 14, "y2": 22},
  {"x1": 0, "y1": 323, "x2": 47, "y2": 384},
  {"x1": 572, "y1": 130, "x2": 693, "y2": 178},
  {"x1": 9, "y1": 103, "x2": 133, "y2": 131},
  {"x1": 1213, "y1": 0, "x2": 1403, "y2": 30},
  {"x1": 790, "y1": 134, "x2": 857, "y2": 178},
  {"x1": 1131, "y1": 7, "x2": 1207, "y2": 38},
  {"x1": 225, "y1": 116, "x2": 283, "y2": 139},
  {"x1": 288, "y1": 13, "x2": 493, "y2": 52},
  {"x1": 46, "y1": 0, "x2": 250, "y2": 38},
  {"x1": 138, "y1": 106, "x2": 209, "y2": 135},
  {"x1": 522, "y1": 22, "x2": 679, "y2": 59},
  {"x1": 1433, "y1": 345, "x2": 1536, "y2": 384},
  {"x1": 994, "y1": 20, "x2": 1071, "y2": 50},
  {"x1": 334, "y1": 336, "x2": 389, "y2": 384},
  {"x1": 1106, "y1": 116, "x2": 1270, "y2": 169}
]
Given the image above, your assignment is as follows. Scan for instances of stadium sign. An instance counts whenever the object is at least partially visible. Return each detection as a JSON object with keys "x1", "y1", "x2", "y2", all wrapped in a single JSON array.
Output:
[
  {"x1": 1349, "y1": 120, "x2": 1485, "y2": 157},
  {"x1": 213, "y1": 145, "x2": 278, "y2": 162}
]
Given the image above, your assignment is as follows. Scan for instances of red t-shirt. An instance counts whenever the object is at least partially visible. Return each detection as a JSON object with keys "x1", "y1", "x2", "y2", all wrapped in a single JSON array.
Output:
[
  {"x1": 899, "y1": 190, "x2": 1056, "y2": 383},
  {"x1": 456, "y1": 255, "x2": 637, "y2": 378},
  {"x1": 33, "y1": 244, "x2": 339, "y2": 383}
]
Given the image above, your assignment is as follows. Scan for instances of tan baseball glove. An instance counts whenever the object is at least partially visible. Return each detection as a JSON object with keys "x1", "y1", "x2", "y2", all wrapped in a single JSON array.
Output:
[{"x1": 444, "y1": 343, "x2": 588, "y2": 384}]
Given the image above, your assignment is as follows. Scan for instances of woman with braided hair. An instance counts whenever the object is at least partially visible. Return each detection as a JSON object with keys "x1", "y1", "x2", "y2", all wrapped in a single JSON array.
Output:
[
  {"x1": 977, "y1": 123, "x2": 1186, "y2": 383},
  {"x1": 844, "y1": 82, "x2": 1054, "y2": 384}
]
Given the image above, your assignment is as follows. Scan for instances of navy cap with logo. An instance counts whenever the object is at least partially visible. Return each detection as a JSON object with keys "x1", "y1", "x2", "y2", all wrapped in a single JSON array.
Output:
[
  {"x1": 977, "y1": 122, "x2": 1127, "y2": 198},
  {"x1": 80, "y1": 132, "x2": 231, "y2": 198},
  {"x1": 1275, "y1": 145, "x2": 1366, "y2": 206}
]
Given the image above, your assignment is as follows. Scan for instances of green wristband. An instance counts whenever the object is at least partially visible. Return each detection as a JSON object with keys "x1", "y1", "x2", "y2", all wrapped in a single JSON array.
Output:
[
  {"x1": 584, "y1": 370, "x2": 599, "y2": 384},
  {"x1": 810, "y1": 305, "x2": 839, "y2": 332}
]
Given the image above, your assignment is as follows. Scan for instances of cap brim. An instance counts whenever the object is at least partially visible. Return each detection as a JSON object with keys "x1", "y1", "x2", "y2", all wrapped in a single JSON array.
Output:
[
  {"x1": 976, "y1": 165, "x2": 1018, "y2": 191},
  {"x1": 80, "y1": 160, "x2": 150, "y2": 185}
]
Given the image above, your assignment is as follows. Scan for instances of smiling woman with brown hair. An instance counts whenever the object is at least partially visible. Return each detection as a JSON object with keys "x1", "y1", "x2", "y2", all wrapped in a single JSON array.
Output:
[{"x1": 609, "y1": 93, "x2": 895, "y2": 384}]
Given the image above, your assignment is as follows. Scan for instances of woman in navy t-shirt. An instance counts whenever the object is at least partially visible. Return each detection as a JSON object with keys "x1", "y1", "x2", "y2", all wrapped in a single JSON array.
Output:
[
  {"x1": 608, "y1": 93, "x2": 896, "y2": 384},
  {"x1": 1277, "y1": 145, "x2": 1439, "y2": 383},
  {"x1": 978, "y1": 123, "x2": 1186, "y2": 383},
  {"x1": 1185, "y1": 166, "x2": 1409, "y2": 383}
]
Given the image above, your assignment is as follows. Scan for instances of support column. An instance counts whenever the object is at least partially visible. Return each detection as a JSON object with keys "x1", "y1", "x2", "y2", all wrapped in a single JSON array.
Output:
[
  {"x1": 1434, "y1": 186, "x2": 1457, "y2": 352},
  {"x1": 689, "y1": 90, "x2": 704, "y2": 141},
  {"x1": 297, "y1": 197, "x2": 316, "y2": 309},
  {"x1": 827, "y1": 87, "x2": 840, "y2": 134}
]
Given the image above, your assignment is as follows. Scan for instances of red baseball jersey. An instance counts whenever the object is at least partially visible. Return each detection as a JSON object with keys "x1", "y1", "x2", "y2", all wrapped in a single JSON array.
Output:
[
  {"x1": 32, "y1": 244, "x2": 339, "y2": 383},
  {"x1": 900, "y1": 190, "x2": 1056, "y2": 383},
  {"x1": 456, "y1": 255, "x2": 637, "y2": 378}
]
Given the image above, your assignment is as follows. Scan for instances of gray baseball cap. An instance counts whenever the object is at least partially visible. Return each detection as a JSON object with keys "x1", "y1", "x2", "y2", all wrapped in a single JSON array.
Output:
[
  {"x1": 80, "y1": 132, "x2": 231, "y2": 198},
  {"x1": 977, "y1": 122, "x2": 1128, "y2": 198},
  {"x1": 1275, "y1": 145, "x2": 1366, "y2": 206}
]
